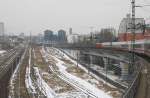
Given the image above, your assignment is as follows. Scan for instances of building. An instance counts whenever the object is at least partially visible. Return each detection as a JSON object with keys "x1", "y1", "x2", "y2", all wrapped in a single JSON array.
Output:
[
  {"x1": 118, "y1": 14, "x2": 145, "y2": 41},
  {"x1": 0, "y1": 22, "x2": 4, "y2": 36},
  {"x1": 69, "y1": 28, "x2": 72, "y2": 35},
  {"x1": 44, "y1": 30, "x2": 53, "y2": 42},
  {"x1": 19, "y1": 32, "x2": 25, "y2": 39},
  {"x1": 58, "y1": 29, "x2": 67, "y2": 43},
  {"x1": 67, "y1": 34, "x2": 79, "y2": 43},
  {"x1": 95, "y1": 28, "x2": 116, "y2": 42},
  {"x1": 37, "y1": 33, "x2": 43, "y2": 43},
  {"x1": 145, "y1": 24, "x2": 150, "y2": 39},
  {"x1": 67, "y1": 28, "x2": 79, "y2": 43}
]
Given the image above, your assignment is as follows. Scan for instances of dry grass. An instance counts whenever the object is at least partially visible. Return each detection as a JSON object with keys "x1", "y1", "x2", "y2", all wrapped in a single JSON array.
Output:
[
  {"x1": 66, "y1": 66, "x2": 85, "y2": 76},
  {"x1": 61, "y1": 58, "x2": 74, "y2": 65},
  {"x1": 43, "y1": 73, "x2": 74, "y2": 93},
  {"x1": 31, "y1": 46, "x2": 75, "y2": 94},
  {"x1": 32, "y1": 46, "x2": 48, "y2": 71}
]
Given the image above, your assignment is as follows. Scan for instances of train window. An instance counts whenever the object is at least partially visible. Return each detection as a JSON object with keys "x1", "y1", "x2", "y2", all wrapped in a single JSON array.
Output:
[
  {"x1": 121, "y1": 45, "x2": 128, "y2": 48},
  {"x1": 134, "y1": 44, "x2": 142, "y2": 48}
]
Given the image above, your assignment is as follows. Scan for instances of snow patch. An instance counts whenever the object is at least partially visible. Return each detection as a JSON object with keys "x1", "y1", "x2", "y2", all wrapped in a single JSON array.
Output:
[{"x1": 33, "y1": 67, "x2": 55, "y2": 98}]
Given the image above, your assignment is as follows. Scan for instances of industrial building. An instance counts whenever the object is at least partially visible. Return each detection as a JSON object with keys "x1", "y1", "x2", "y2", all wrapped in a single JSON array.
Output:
[{"x1": 118, "y1": 14, "x2": 150, "y2": 41}]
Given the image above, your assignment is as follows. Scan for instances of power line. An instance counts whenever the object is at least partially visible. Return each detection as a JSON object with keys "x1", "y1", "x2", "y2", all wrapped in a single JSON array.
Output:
[
  {"x1": 140, "y1": 7, "x2": 150, "y2": 13},
  {"x1": 136, "y1": 3, "x2": 150, "y2": 22},
  {"x1": 136, "y1": 4, "x2": 150, "y2": 7}
]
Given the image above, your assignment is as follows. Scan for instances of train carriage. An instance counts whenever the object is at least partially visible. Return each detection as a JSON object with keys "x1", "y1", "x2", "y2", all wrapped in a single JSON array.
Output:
[{"x1": 96, "y1": 39, "x2": 150, "y2": 56}]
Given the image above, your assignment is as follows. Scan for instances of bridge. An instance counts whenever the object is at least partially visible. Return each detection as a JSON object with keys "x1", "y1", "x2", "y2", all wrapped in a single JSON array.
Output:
[{"x1": 41, "y1": 42, "x2": 150, "y2": 57}]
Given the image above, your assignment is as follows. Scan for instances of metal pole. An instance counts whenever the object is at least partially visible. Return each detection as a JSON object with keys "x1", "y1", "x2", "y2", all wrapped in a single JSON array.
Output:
[
  {"x1": 131, "y1": 0, "x2": 135, "y2": 71},
  {"x1": 89, "y1": 55, "x2": 92, "y2": 74},
  {"x1": 19, "y1": 57, "x2": 20, "y2": 98},
  {"x1": 77, "y1": 52, "x2": 78, "y2": 68}
]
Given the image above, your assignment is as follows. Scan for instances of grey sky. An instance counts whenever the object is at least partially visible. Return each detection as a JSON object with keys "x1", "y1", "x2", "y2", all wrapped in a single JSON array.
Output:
[{"x1": 0, "y1": 0, "x2": 150, "y2": 35}]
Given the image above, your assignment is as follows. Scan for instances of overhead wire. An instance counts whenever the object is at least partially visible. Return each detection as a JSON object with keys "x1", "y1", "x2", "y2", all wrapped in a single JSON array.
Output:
[
  {"x1": 139, "y1": 7, "x2": 150, "y2": 22},
  {"x1": 134, "y1": 0, "x2": 150, "y2": 23}
]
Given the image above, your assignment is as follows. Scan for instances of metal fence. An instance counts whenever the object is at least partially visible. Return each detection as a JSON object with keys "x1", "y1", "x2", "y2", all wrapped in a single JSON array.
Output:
[{"x1": 122, "y1": 69, "x2": 141, "y2": 98}]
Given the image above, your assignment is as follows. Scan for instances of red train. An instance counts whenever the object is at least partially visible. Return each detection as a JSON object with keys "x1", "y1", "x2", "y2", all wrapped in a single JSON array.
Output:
[{"x1": 96, "y1": 40, "x2": 150, "y2": 56}]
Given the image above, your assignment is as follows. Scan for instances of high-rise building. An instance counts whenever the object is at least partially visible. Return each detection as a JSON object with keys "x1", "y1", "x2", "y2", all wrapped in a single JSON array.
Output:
[
  {"x1": 44, "y1": 30, "x2": 53, "y2": 42},
  {"x1": 58, "y1": 29, "x2": 67, "y2": 42},
  {"x1": 0, "y1": 22, "x2": 4, "y2": 36}
]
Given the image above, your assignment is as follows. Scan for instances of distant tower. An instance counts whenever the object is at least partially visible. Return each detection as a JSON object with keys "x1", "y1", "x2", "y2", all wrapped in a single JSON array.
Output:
[
  {"x1": 69, "y1": 28, "x2": 72, "y2": 35},
  {"x1": 0, "y1": 22, "x2": 4, "y2": 36}
]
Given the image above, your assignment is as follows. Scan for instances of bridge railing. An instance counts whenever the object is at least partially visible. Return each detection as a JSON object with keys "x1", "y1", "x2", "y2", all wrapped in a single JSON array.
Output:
[{"x1": 122, "y1": 66, "x2": 141, "y2": 98}]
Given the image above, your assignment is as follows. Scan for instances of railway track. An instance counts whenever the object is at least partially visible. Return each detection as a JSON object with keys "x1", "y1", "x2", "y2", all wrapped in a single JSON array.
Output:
[
  {"x1": 45, "y1": 47, "x2": 119, "y2": 98},
  {"x1": 45, "y1": 48, "x2": 96, "y2": 98},
  {"x1": 49, "y1": 65, "x2": 97, "y2": 98},
  {"x1": 60, "y1": 49, "x2": 129, "y2": 90},
  {"x1": 0, "y1": 50, "x2": 17, "y2": 79},
  {"x1": 60, "y1": 48, "x2": 150, "y2": 98},
  {"x1": 0, "y1": 45, "x2": 25, "y2": 98}
]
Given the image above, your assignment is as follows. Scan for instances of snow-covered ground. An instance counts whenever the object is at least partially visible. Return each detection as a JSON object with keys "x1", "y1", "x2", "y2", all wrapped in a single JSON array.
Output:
[
  {"x1": 63, "y1": 48, "x2": 129, "y2": 88},
  {"x1": 34, "y1": 66, "x2": 89, "y2": 98},
  {"x1": 41, "y1": 46, "x2": 89, "y2": 98},
  {"x1": 44, "y1": 47, "x2": 114, "y2": 98},
  {"x1": 0, "y1": 50, "x2": 6, "y2": 54},
  {"x1": 25, "y1": 48, "x2": 36, "y2": 94},
  {"x1": 0, "y1": 50, "x2": 6, "y2": 56},
  {"x1": 33, "y1": 67, "x2": 55, "y2": 98},
  {"x1": 22, "y1": 46, "x2": 120, "y2": 98},
  {"x1": 20, "y1": 46, "x2": 88, "y2": 98},
  {"x1": 47, "y1": 47, "x2": 89, "y2": 73}
]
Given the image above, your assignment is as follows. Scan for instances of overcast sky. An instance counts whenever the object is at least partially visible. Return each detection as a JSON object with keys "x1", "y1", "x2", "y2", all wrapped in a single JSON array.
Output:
[{"x1": 0, "y1": 0, "x2": 150, "y2": 35}]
